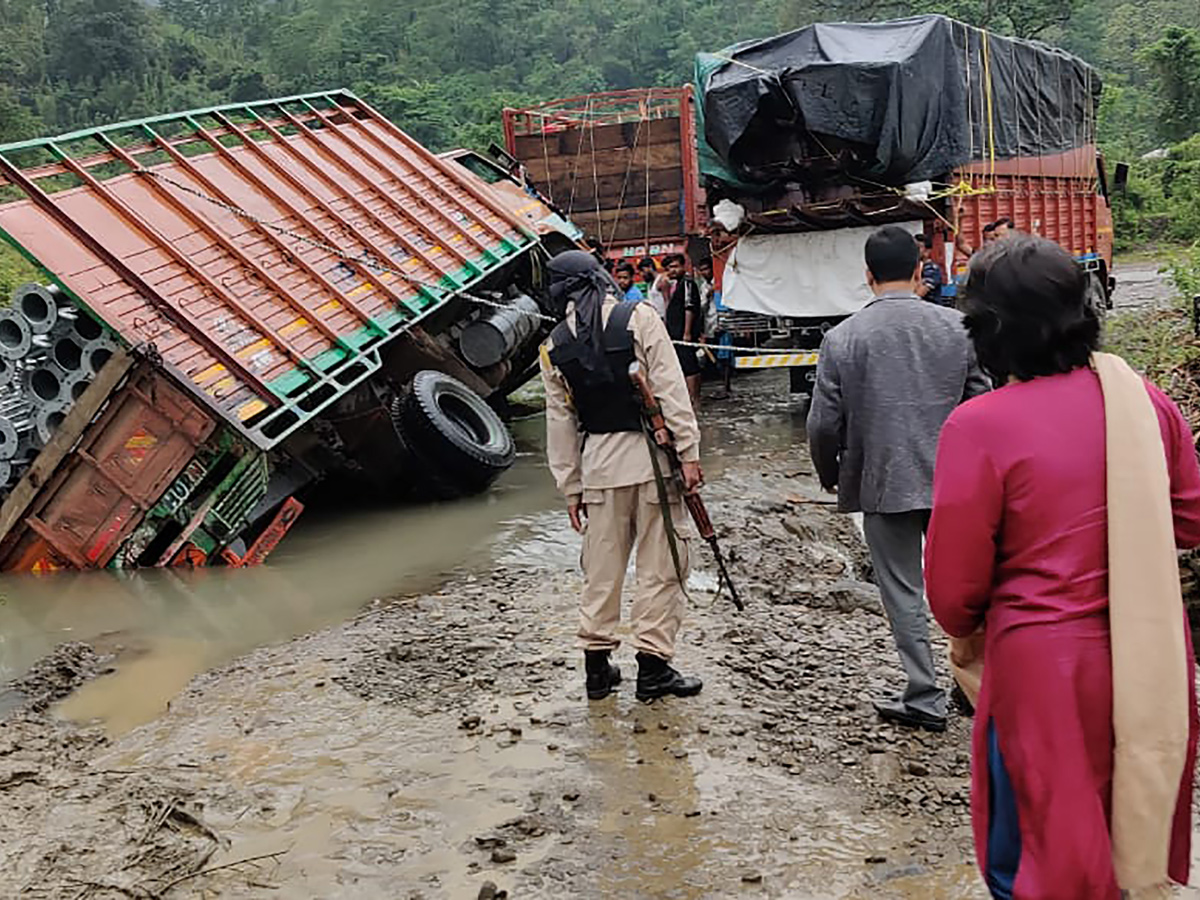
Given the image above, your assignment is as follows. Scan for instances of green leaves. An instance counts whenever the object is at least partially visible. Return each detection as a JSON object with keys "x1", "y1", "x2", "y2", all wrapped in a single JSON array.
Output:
[{"x1": 1144, "y1": 27, "x2": 1200, "y2": 145}]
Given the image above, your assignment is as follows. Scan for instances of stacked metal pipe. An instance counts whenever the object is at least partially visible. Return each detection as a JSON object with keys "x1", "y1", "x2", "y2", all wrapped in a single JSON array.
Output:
[{"x1": 0, "y1": 284, "x2": 118, "y2": 493}]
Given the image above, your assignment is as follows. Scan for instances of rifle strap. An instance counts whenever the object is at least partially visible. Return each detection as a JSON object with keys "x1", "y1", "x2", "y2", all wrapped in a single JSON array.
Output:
[{"x1": 643, "y1": 424, "x2": 691, "y2": 598}]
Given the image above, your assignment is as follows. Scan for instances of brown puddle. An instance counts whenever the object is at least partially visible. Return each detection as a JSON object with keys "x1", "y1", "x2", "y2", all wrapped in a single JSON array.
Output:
[{"x1": 2, "y1": 418, "x2": 559, "y2": 731}]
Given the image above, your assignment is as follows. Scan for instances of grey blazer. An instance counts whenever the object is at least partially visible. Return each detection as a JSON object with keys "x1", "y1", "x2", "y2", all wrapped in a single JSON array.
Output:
[{"x1": 806, "y1": 291, "x2": 991, "y2": 514}]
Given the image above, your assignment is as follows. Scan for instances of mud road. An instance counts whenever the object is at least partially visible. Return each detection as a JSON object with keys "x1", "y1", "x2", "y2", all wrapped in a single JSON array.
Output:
[
  {"x1": 1113, "y1": 259, "x2": 1177, "y2": 311},
  {"x1": 0, "y1": 369, "x2": 1196, "y2": 899}
]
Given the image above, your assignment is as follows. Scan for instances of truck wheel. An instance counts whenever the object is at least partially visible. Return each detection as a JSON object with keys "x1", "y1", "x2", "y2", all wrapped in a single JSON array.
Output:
[
  {"x1": 1085, "y1": 274, "x2": 1108, "y2": 319},
  {"x1": 789, "y1": 365, "x2": 817, "y2": 397},
  {"x1": 394, "y1": 370, "x2": 515, "y2": 495}
]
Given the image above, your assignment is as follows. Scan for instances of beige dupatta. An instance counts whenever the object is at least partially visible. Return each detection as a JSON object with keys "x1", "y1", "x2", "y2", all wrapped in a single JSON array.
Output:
[
  {"x1": 944, "y1": 353, "x2": 1190, "y2": 891},
  {"x1": 1096, "y1": 351, "x2": 1189, "y2": 891}
]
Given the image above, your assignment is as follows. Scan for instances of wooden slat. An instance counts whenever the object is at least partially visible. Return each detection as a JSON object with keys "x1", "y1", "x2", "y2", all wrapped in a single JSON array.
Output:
[
  {"x1": 560, "y1": 188, "x2": 683, "y2": 216},
  {"x1": 526, "y1": 145, "x2": 682, "y2": 181},
  {"x1": 567, "y1": 202, "x2": 683, "y2": 242},
  {"x1": 545, "y1": 168, "x2": 682, "y2": 203},
  {"x1": 513, "y1": 118, "x2": 683, "y2": 156},
  {"x1": 0, "y1": 347, "x2": 134, "y2": 545}
]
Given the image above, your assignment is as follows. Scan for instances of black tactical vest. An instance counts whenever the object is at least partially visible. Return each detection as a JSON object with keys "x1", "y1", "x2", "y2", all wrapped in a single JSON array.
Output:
[{"x1": 548, "y1": 302, "x2": 642, "y2": 435}]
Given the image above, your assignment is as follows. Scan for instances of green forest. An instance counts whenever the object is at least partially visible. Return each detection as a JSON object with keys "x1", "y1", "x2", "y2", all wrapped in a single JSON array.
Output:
[{"x1": 0, "y1": 0, "x2": 1195, "y2": 258}]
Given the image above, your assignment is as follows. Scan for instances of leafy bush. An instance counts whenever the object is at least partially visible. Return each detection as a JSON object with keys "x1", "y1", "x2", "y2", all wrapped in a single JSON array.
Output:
[
  {"x1": 1110, "y1": 134, "x2": 1200, "y2": 250},
  {"x1": 1168, "y1": 242, "x2": 1200, "y2": 302},
  {"x1": 0, "y1": 243, "x2": 41, "y2": 306}
]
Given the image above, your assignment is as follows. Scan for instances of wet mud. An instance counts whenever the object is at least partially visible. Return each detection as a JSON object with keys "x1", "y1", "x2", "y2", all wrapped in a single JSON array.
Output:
[{"x1": 0, "y1": 369, "x2": 1195, "y2": 898}]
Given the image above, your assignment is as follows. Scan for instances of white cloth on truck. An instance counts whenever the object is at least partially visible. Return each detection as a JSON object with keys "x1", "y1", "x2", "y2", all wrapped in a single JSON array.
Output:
[{"x1": 722, "y1": 221, "x2": 924, "y2": 318}]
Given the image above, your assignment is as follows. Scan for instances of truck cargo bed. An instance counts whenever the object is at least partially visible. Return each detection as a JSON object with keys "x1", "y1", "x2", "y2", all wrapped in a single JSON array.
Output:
[
  {"x1": 504, "y1": 88, "x2": 705, "y2": 255},
  {"x1": 0, "y1": 91, "x2": 536, "y2": 450}
]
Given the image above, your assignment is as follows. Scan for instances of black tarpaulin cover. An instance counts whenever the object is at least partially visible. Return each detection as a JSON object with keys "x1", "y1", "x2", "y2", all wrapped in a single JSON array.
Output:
[{"x1": 696, "y1": 15, "x2": 1101, "y2": 187}]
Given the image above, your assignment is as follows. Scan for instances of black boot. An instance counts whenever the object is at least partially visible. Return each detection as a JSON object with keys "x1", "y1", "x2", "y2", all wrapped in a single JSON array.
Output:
[
  {"x1": 584, "y1": 650, "x2": 622, "y2": 700},
  {"x1": 635, "y1": 652, "x2": 703, "y2": 702}
]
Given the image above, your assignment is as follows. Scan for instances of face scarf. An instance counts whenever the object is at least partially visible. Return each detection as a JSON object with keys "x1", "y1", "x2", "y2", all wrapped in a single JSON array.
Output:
[{"x1": 548, "y1": 250, "x2": 620, "y2": 381}]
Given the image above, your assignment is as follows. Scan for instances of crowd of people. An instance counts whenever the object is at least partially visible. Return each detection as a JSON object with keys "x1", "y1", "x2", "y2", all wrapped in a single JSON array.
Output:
[
  {"x1": 584, "y1": 215, "x2": 1021, "y2": 417},
  {"x1": 542, "y1": 223, "x2": 1200, "y2": 898},
  {"x1": 592, "y1": 248, "x2": 725, "y2": 408}
]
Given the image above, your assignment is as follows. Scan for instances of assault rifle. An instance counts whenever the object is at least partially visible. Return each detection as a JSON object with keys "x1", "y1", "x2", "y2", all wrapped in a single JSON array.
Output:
[{"x1": 629, "y1": 361, "x2": 744, "y2": 611}]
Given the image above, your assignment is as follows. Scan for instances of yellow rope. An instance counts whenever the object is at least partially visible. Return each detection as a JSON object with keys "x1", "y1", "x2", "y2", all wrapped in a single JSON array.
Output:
[
  {"x1": 643, "y1": 91, "x2": 652, "y2": 255},
  {"x1": 565, "y1": 105, "x2": 589, "y2": 216},
  {"x1": 962, "y1": 20, "x2": 976, "y2": 195},
  {"x1": 587, "y1": 97, "x2": 602, "y2": 227},
  {"x1": 981, "y1": 28, "x2": 997, "y2": 188}
]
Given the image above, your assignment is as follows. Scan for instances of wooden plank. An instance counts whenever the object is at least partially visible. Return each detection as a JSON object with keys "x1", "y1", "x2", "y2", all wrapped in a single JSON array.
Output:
[
  {"x1": 513, "y1": 118, "x2": 682, "y2": 157},
  {"x1": 536, "y1": 151, "x2": 683, "y2": 182},
  {"x1": 567, "y1": 202, "x2": 684, "y2": 243},
  {"x1": 570, "y1": 201, "x2": 680, "y2": 225},
  {"x1": 533, "y1": 176, "x2": 685, "y2": 211},
  {"x1": 526, "y1": 145, "x2": 682, "y2": 181},
  {"x1": 553, "y1": 119, "x2": 683, "y2": 154},
  {"x1": 608, "y1": 216, "x2": 686, "y2": 243},
  {"x1": 560, "y1": 188, "x2": 683, "y2": 217},
  {"x1": 0, "y1": 346, "x2": 135, "y2": 545},
  {"x1": 546, "y1": 168, "x2": 683, "y2": 204}
]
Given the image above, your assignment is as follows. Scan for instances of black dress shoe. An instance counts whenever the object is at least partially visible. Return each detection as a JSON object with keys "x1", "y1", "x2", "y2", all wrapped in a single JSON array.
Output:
[
  {"x1": 635, "y1": 652, "x2": 703, "y2": 702},
  {"x1": 584, "y1": 650, "x2": 621, "y2": 700},
  {"x1": 874, "y1": 700, "x2": 947, "y2": 733}
]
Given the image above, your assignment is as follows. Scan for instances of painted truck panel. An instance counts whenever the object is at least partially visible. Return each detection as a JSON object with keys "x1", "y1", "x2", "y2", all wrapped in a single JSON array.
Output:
[
  {"x1": 951, "y1": 146, "x2": 1114, "y2": 275},
  {"x1": 0, "y1": 362, "x2": 215, "y2": 572}
]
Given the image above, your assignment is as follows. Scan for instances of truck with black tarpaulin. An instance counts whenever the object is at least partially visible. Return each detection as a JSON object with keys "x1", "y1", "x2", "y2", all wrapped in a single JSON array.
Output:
[{"x1": 695, "y1": 14, "x2": 1114, "y2": 395}]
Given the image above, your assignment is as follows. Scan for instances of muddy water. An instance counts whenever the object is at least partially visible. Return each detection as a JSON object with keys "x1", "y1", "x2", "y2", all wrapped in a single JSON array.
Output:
[
  {"x1": 0, "y1": 415, "x2": 561, "y2": 730},
  {"x1": 0, "y1": 371, "x2": 1003, "y2": 899},
  {"x1": 95, "y1": 587, "x2": 985, "y2": 899},
  {"x1": 0, "y1": 373, "x2": 808, "y2": 733}
]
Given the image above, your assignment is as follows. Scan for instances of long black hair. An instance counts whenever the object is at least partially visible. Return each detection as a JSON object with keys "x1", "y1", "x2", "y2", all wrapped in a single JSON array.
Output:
[{"x1": 961, "y1": 234, "x2": 1099, "y2": 384}]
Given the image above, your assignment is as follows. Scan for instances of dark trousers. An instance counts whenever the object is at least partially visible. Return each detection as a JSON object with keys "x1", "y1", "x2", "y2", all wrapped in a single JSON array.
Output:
[{"x1": 987, "y1": 720, "x2": 1021, "y2": 899}]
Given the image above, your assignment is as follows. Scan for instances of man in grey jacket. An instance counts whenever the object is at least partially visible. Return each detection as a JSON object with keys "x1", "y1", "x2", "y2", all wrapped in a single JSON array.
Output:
[{"x1": 807, "y1": 225, "x2": 990, "y2": 732}]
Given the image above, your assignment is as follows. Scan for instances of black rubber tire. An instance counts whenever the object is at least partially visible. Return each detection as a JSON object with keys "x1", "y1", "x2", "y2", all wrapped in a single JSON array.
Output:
[
  {"x1": 789, "y1": 364, "x2": 817, "y2": 397},
  {"x1": 394, "y1": 370, "x2": 515, "y2": 496},
  {"x1": 1085, "y1": 273, "x2": 1108, "y2": 320}
]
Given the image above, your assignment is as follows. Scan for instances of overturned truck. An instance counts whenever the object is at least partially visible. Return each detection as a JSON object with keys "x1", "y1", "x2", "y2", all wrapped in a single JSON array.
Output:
[{"x1": 0, "y1": 91, "x2": 560, "y2": 573}]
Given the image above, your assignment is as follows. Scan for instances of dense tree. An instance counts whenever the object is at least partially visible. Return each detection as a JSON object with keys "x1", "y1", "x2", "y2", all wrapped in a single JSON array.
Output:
[
  {"x1": 49, "y1": 0, "x2": 159, "y2": 85},
  {"x1": 0, "y1": 0, "x2": 1182, "y2": 152},
  {"x1": 0, "y1": 0, "x2": 1190, "y2": 251},
  {"x1": 1144, "y1": 27, "x2": 1200, "y2": 144}
]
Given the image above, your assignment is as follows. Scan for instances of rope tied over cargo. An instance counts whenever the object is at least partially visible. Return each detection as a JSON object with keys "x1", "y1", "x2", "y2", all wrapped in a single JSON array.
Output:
[
  {"x1": 707, "y1": 52, "x2": 773, "y2": 76},
  {"x1": 605, "y1": 90, "x2": 648, "y2": 248}
]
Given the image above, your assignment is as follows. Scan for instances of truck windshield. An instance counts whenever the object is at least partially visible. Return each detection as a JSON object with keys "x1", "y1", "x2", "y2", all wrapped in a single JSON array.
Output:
[{"x1": 452, "y1": 153, "x2": 507, "y2": 185}]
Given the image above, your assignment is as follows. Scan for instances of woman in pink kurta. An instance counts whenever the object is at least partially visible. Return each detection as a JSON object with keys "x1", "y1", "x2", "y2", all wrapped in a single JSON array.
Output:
[{"x1": 925, "y1": 236, "x2": 1200, "y2": 900}]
